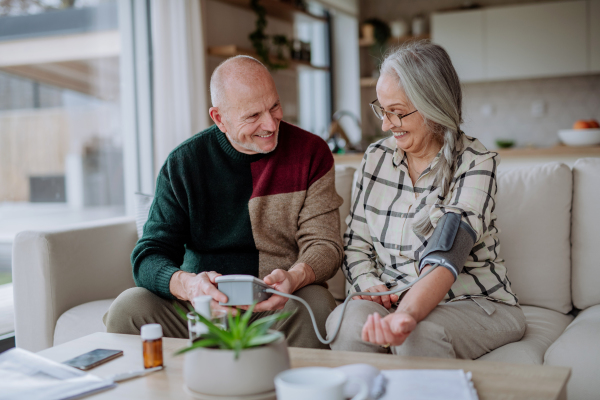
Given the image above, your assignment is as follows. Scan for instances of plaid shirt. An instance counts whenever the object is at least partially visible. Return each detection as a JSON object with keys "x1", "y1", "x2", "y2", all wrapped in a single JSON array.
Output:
[{"x1": 343, "y1": 134, "x2": 518, "y2": 306}]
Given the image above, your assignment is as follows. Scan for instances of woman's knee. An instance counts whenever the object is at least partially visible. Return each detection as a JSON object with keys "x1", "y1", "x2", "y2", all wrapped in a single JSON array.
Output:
[
  {"x1": 393, "y1": 320, "x2": 454, "y2": 358},
  {"x1": 326, "y1": 300, "x2": 389, "y2": 352}
]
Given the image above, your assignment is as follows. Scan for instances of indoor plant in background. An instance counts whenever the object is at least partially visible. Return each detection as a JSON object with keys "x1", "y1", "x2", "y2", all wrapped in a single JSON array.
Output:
[
  {"x1": 174, "y1": 303, "x2": 291, "y2": 397},
  {"x1": 363, "y1": 18, "x2": 391, "y2": 77}
]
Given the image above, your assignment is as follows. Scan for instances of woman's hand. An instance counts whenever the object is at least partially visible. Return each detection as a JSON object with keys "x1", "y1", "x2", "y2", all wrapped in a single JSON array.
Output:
[
  {"x1": 353, "y1": 284, "x2": 399, "y2": 309},
  {"x1": 361, "y1": 311, "x2": 417, "y2": 347}
]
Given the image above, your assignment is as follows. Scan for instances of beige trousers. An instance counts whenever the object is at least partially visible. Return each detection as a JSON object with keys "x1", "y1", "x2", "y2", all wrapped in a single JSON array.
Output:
[
  {"x1": 104, "y1": 285, "x2": 336, "y2": 350},
  {"x1": 326, "y1": 298, "x2": 526, "y2": 359}
]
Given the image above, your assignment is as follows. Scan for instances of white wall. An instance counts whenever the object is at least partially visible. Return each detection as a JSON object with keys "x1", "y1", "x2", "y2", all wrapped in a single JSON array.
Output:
[{"x1": 331, "y1": 11, "x2": 362, "y2": 145}]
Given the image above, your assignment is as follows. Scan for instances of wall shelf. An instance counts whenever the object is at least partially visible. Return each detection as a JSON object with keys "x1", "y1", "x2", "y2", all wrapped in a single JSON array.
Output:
[
  {"x1": 207, "y1": 45, "x2": 329, "y2": 72},
  {"x1": 359, "y1": 77, "x2": 377, "y2": 87},
  {"x1": 359, "y1": 34, "x2": 430, "y2": 48},
  {"x1": 213, "y1": 0, "x2": 326, "y2": 23}
]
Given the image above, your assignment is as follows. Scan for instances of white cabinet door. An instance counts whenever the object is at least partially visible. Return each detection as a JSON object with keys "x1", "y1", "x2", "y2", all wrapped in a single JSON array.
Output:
[
  {"x1": 591, "y1": 0, "x2": 600, "y2": 72},
  {"x1": 485, "y1": 1, "x2": 588, "y2": 80},
  {"x1": 431, "y1": 10, "x2": 484, "y2": 83}
]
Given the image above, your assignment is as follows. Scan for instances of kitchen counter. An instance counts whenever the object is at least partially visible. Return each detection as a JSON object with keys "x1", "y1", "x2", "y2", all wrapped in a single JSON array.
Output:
[{"x1": 333, "y1": 145, "x2": 600, "y2": 168}]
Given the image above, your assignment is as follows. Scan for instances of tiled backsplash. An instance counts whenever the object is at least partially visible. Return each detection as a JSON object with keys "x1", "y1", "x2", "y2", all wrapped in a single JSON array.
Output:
[
  {"x1": 462, "y1": 74, "x2": 600, "y2": 149},
  {"x1": 360, "y1": 0, "x2": 600, "y2": 150}
]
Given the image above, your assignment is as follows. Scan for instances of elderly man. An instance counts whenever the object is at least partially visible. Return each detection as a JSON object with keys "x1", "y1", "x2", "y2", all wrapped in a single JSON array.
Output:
[{"x1": 104, "y1": 56, "x2": 343, "y2": 349}]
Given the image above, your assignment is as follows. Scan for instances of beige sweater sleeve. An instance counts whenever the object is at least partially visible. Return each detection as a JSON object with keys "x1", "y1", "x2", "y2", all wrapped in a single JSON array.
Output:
[{"x1": 295, "y1": 166, "x2": 344, "y2": 284}]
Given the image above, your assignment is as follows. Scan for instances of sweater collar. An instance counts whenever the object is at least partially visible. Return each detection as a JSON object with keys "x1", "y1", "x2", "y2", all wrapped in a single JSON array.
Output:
[{"x1": 215, "y1": 128, "x2": 267, "y2": 162}]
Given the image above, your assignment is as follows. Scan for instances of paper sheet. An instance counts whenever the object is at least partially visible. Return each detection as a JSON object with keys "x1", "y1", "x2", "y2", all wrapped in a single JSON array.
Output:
[
  {"x1": 379, "y1": 369, "x2": 479, "y2": 400},
  {"x1": 0, "y1": 348, "x2": 115, "y2": 400}
]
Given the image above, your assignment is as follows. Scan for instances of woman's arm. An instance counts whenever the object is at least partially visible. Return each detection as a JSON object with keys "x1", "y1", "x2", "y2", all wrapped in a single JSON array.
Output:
[
  {"x1": 343, "y1": 157, "x2": 388, "y2": 298},
  {"x1": 362, "y1": 264, "x2": 455, "y2": 346}
]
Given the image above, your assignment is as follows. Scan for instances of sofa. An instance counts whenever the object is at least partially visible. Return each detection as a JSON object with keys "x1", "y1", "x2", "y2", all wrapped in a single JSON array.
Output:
[{"x1": 12, "y1": 158, "x2": 600, "y2": 400}]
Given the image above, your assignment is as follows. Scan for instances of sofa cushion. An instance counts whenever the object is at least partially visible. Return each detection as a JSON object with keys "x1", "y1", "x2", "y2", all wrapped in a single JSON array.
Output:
[
  {"x1": 477, "y1": 305, "x2": 572, "y2": 364},
  {"x1": 495, "y1": 163, "x2": 572, "y2": 314},
  {"x1": 571, "y1": 158, "x2": 600, "y2": 310},
  {"x1": 328, "y1": 165, "x2": 357, "y2": 301},
  {"x1": 53, "y1": 299, "x2": 114, "y2": 346},
  {"x1": 544, "y1": 304, "x2": 600, "y2": 400}
]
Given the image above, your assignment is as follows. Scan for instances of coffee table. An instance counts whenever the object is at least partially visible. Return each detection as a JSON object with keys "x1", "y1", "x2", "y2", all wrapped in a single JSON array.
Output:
[{"x1": 37, "y1": 332, "x2": 569, "y2": 400}]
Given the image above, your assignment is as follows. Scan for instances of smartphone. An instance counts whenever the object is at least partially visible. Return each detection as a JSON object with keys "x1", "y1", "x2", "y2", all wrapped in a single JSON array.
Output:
[{"x1": 62, "y1": 349, "x2": 124, "y2": 370}]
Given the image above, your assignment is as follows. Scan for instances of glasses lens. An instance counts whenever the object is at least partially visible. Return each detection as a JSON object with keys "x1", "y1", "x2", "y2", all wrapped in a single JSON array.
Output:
[
  {"x1": 370, "y1": 103, "x2": 384, "y2": 120},
  {"x1": 389, "y1": 113, "x2": 402, "y2": 127}
]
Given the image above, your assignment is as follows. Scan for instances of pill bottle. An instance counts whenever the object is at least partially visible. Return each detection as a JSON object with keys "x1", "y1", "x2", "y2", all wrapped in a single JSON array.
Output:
[{"x1": 141, "y1": 323, "x2": 163, "y2": 369}]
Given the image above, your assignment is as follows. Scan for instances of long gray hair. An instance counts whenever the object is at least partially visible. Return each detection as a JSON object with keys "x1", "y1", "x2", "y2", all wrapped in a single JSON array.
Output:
[{"x1": 380, "y1": 41, "x2": 464, "y2": 236}]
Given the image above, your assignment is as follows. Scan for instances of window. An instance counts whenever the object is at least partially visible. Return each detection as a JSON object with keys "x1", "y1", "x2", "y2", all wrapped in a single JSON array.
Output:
[{"x1": 0, "y1": 0, "x2": 126, "y2": 336}]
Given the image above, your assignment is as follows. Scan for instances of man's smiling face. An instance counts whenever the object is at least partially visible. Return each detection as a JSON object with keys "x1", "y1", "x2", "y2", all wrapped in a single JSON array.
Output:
[{"x1": 210, "y1": 60, "x2": 283, "y2": 155}]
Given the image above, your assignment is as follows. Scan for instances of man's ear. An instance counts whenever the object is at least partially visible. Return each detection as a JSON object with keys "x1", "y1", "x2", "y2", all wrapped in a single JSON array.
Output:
[{"x1": 209, "y1": 107, "x2": 227, "y2": 133}]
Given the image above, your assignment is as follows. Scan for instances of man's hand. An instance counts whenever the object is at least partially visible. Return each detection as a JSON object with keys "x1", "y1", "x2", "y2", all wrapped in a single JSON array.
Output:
[
  {"x1": 353, "y1": 284, "x2": 399, "y2": 309},
  {"x1": 361, "y1": 311, "x2": 417, "y2": 347},
  {"x1": 170, "y1": 270, "x2": 232, "y2": 313},
  {"x1": 239, "y1": 263, "x2": 316, "y2": 313}
]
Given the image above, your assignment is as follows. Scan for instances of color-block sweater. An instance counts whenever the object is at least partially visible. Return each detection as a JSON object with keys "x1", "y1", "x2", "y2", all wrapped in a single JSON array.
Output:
[{"x1": 131, "y1": 121, "x2": 344, "y2": 299}]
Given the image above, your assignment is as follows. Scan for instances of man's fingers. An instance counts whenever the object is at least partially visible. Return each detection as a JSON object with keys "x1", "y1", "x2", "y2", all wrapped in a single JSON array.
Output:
[
  {"x1": 203, "y1": 282, "x2": 228, "y2": 303},
  {"x1": 263, "y1": 269, "x2": 286, "y2": 285},
  {"x1": 251, "y1": 295, "x2": 288, "y2": 312},
  {"x1": 205, "y1": 271, "x2": 222, "y2": 283}
]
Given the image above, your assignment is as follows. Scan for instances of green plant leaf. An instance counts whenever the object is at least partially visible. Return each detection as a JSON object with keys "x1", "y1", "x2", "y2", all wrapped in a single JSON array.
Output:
[
  {"x1": 246, "y1": 332, "x2": 281, "y2": 348},
  {"x1": 173, "y1": 338, "x2": 220, "y2": 355},
  {"x1": 246, "y1": 311, "x2": 291, "y2": 337}
]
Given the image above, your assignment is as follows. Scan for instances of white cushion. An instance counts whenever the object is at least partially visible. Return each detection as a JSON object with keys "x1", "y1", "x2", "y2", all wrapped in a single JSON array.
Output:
[
  {"x1": 545, "y1": 305, "x2": 600, "y2": 400},
  {"x1": 477, "y1": 305, "x2": 572, "y2": 364},
  {"x1": 134, "y1": 192, "x2": 154, "y2": 238},
  {"x1": 328, "y1": 165, "x2": 357, "y2": 301},
  {"x1": 53, "y1": 299, "x2": 114, "y2": 346},
  {"x1": 495, "y1": 163, "x2": 572, "y2": 314},
  {"x1": 571, "y1": 158, "x2": 600, "y2": 310}
]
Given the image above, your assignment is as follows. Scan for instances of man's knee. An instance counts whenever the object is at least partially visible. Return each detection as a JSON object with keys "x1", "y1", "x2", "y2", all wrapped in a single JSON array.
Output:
[
  {"x1": 104, "y1": 287, "x2": 164, "y2": 335},
  {"x1": 286, "y1": 284, "x2": 337, "y2": 321}
]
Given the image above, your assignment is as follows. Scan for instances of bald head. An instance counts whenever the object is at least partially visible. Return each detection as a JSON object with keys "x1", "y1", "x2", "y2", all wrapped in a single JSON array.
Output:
[{"x1": 210, "y1": 56, "x2": 274, "y2": 109}]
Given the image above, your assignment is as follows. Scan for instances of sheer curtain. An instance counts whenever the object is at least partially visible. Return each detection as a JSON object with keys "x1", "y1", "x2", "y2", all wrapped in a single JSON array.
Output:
[{"x1": 151, "y1": 0, "x2": 210, "y2": 176}]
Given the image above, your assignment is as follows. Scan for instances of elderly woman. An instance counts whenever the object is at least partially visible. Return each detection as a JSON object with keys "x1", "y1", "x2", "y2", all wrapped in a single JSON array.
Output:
[{"x1": 326, "y1": 41, "x2": 525, "y2": 359}]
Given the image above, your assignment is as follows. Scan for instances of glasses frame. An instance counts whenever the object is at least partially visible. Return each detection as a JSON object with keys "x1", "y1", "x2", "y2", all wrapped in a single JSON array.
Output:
[{"x1": 370, "y1": 99, "x2": 418, "y2": 127}]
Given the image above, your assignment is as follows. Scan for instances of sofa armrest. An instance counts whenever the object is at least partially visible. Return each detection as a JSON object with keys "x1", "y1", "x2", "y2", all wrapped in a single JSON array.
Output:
[
  {"x1": 544, "y1": 304, "x2": 600, "y2": 400},
  {"x1": 12, "y1": 217, "x2": 138, "y2": 352}
]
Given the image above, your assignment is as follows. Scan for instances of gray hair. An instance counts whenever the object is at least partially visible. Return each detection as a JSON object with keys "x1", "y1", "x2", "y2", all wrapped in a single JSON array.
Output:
[
  {"x1": 209, "y1": 55, "x2": 269, "y2": 108},
  {"x1": 380, "y1": 40, "x2": 464, "y2": 236}
]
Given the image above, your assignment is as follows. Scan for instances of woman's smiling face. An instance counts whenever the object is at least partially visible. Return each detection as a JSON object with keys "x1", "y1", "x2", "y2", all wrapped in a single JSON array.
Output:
[{"x1": 376, "y1": 73, "x2": 436, "y2": 156}]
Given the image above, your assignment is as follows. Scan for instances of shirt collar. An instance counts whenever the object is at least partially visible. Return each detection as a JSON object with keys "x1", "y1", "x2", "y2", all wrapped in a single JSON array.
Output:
[{"x1": 392, "y1": 141, "x2": 442, "y2": 179}]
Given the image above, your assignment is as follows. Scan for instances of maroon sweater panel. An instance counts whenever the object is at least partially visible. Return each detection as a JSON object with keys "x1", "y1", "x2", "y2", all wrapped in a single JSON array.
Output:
[{"x1": 250, "y1": 121, "x2": 334, "y2": 199}]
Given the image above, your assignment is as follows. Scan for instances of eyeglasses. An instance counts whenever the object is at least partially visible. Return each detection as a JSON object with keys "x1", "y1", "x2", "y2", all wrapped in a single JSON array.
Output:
[{"x1": 370, "y1": 99, "x2": 418, "y2": 127}]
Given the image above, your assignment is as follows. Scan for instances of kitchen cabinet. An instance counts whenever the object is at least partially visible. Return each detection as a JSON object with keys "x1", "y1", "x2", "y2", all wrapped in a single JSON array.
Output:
[
  {"x1": 486, "y1": 1, "x2": 587, "y2": 80},
  {"x1": 431, "y1": 10, "x2": 485, "y2": 83},
  {"x1": 431, "y1": 0, "x2": 591, "y2": 82},
  {"x1": 591, "y1": 0, "x2": 600, "y2": 72}
]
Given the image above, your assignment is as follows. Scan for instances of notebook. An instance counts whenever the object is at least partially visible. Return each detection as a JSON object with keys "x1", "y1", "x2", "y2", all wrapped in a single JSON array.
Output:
[{"x1": 0, "y1": 348, "x2": 115, "y2": 400}]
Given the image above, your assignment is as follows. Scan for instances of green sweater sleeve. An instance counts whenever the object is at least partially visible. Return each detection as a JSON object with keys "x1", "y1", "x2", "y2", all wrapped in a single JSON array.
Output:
[{"x1": 131, "y1": 161, "x2": 190, "y2": 299}]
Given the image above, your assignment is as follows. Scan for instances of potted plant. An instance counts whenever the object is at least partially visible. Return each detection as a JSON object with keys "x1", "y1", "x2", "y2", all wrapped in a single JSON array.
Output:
[{"x1": 174, "y1": 303, "x2": 291, "y2": 397}]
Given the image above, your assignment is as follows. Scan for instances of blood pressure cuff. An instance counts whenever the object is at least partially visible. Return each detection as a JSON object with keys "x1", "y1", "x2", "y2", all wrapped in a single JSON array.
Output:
[{"x1": 418, "y1": 213, "x2": 477, "y2": 281}]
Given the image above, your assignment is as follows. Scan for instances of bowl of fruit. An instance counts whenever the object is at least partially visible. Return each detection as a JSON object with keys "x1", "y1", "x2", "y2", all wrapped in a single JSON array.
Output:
[{"x1": 558, "y1": 120, "x2": 600, "y2": 146}]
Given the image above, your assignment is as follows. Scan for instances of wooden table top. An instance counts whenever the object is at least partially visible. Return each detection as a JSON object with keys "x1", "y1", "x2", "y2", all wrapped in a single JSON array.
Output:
[{"x1": 38, "y1": 332, "x2": 569, "y2": 400}]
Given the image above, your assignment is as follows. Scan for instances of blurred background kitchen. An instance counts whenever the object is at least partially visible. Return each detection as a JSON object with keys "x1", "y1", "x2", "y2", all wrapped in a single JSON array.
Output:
[{"x1": 0, "y1": 0, "x2": 598, "y2": 343}]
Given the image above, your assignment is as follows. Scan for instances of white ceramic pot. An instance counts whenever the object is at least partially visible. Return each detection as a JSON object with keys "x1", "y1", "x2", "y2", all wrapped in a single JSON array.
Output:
[
  {"x1": 183, "y1": 331, "x2": 290, "y2": 396},
  {"x1": 558, "y1": 129, "x2": 600, "y2": 146}
]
